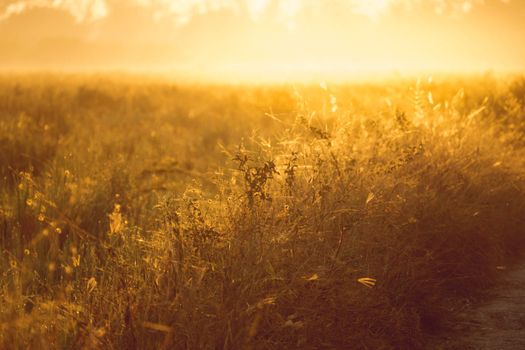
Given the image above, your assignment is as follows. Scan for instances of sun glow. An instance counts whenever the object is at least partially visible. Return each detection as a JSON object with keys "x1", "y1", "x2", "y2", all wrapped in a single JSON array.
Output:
[
  {"x1": 0, "y1": 0, "x2": 523, "y2": 81},
  {"x1": 0, "y1": 0, "x2": 509, "y2": 24},
  {"x1": 350, "y1": 0, "x2": 391, "y2": 18}
]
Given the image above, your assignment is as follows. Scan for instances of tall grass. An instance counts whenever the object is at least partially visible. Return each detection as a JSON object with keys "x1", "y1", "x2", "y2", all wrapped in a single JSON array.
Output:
[{"x1": 1, "y1": 74, "x2": 524, "y2": 349}]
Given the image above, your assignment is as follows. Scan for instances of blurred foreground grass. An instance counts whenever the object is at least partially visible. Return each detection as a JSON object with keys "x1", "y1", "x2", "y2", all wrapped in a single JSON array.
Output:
[{"x1": 1, "y1": 74, "x2": 525, "y2": 349}]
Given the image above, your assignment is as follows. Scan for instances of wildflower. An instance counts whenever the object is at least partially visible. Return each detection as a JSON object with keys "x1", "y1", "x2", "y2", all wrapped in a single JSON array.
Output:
[
  {"x1": 109, "y1": 204, "x2": 124, "y2": 235},
  {"x1": 87, "y1": 277, "x2": 97, "y2": 293},
  {"x1": 72, "y1": 255, "x2": 81, "y2": 267}
]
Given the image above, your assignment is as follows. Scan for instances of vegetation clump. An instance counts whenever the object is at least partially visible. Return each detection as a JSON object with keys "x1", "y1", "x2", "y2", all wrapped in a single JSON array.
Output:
[{"x1": 1, "y1": 74, "x2": 524, "y2": 349}]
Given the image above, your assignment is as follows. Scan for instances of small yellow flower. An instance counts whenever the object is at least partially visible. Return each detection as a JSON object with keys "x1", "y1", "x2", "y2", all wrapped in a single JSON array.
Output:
[
  {"x1": 109, "y1": 204, "x2": 124, "y2": 235},
  {"x1": 72, "y1": 255, "x2": 81, "y2": 267},
  {"x1": 38, "y1": 213, "x2": 45, "y2": 222},
  {"x1": 55, "y1": 227, "x2": 62, "y2": 234},
  {"x1": 87, "y1": 277, "x2": 97, "y2": 293},
  {"x1": 24, "y1": 249, "x2": 30, "y2": 256}
]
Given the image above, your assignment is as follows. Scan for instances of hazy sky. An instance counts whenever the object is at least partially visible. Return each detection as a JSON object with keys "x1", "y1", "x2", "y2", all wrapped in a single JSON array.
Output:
[{"x1": 0, "y1": 0, "x2": 524, "y2": 81}]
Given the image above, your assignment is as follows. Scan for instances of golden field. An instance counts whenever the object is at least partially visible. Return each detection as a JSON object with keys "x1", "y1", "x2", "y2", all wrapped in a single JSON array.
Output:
[{"x1": 1, "y1": 74, "x2": 525, "y2": 349}]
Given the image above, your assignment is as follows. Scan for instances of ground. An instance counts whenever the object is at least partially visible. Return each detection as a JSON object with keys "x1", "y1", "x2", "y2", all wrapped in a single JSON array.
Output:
[{"x1": 431, "y1": 261, "x2": 525, "y2": 349}]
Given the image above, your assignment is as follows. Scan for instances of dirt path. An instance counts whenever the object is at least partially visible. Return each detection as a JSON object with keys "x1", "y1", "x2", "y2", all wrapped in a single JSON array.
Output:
[{"x1": 429, "y1": 261, "x2": 525, "y2": 349}]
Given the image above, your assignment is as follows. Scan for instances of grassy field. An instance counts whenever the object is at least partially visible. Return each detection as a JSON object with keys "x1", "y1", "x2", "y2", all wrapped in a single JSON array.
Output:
[{"x1": 1, "y1": 73, "x2": 525, "y2": 349}]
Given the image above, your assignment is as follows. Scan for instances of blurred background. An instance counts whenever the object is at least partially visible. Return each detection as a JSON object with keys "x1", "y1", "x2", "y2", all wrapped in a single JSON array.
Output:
[{"x1": 0, "y1": 0, "x2": 524, "y2": 82}]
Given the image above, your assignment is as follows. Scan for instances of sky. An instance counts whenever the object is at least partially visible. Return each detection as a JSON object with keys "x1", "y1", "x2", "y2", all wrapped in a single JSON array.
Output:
[{"x1": 0, "y1": 0, "x2": 524, "y2": 81}]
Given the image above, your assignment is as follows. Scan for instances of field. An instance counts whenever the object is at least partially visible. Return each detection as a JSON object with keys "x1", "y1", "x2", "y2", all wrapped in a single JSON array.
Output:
[{"x1": 1, "y1": 73, "x2": 525, "y2": 349}]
